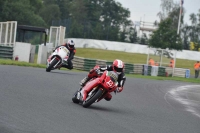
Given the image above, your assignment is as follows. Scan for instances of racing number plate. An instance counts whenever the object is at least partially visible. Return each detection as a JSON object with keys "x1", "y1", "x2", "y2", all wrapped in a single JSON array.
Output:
[
  {"x1": 62, "y1": 47, "x2": 69, "y2": 54},
  {"x1": 106, "y1": 80, "x2": 114, "y2": 88}
]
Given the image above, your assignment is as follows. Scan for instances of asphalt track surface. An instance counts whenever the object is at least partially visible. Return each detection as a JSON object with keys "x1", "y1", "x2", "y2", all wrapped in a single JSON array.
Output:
[{"x1": 0, "y1": 65, "x2": 200, "y2": 133}]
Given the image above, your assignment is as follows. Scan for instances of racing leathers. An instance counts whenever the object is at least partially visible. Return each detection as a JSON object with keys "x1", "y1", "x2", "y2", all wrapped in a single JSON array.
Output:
[
  {"x1": 54, "y1": 43, "x2": 76, "y2": 70},
  {"x1": 80, "y1": 65, "x2": 126, "y2": 101}
]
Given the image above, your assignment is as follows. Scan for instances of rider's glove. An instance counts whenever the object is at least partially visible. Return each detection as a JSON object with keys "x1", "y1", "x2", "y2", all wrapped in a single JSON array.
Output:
[
  {"x1": 116, "y1": 87, "x2": 123, "y2": 93},
  {"x1": 95, "y1": 69, "x2": 101, "y2": 75}
]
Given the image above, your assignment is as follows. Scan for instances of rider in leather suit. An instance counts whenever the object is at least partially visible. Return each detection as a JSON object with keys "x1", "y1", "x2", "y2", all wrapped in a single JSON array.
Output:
[
  {"x1": 54, "y1": 39, "x2": 76, "y2": 70},
  {"x1": 80, "y1": 59, "x2": 126, "y2": 101}
]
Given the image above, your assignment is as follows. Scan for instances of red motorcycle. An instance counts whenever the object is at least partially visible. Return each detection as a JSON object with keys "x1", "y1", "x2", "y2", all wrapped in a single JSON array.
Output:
[{"x1": 72, "y1": 70, "x2": 118, "y2": 108}]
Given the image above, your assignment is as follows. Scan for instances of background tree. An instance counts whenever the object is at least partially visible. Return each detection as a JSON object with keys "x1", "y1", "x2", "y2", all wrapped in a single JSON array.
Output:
[
  {"x1": 129, "y1": 26, "x2": 138, "y2": 43},
  {"x1": 0, "y1": 0, "x2": 135, "y2": 42},
  {"x1": 119, "y1": 20, "x2": 133, "y2": 42},
  {"x1": 158, "y1": 0, "x2": 185, "y2": 29},
  {"x1": 181, "y1": 24, "x2": 190, "y2": 50},
  {"x1": 184, "y1": 10, "x2": 200, "y2": 51},
  {"x1": 0, "y1": 0, "x2": 46, "y2": 26},
  {"x1": 149, "y1": 18, "x2": 182, "y2": 50},
  {"x1": 97, "y1": 0, "x2": 132, "y2": 41},
  {"x1": 39, "y1": 4, "x2": 61, "y2": 26},
  {"x1": 158, "y1": 0, "x2": 174, "y2": 19},
  {"x1": 62, "y1": 0, "x2": 133, "y2": 41},
  {"x1": 140, "y1": 33, "x2": 148, "y2": 45}
]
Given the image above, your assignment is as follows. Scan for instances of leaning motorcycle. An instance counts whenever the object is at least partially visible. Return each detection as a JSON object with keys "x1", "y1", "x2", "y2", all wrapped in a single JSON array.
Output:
[
  {"x1": 46, "y1": 46, "x2": 70, "y2": 72},
  {"x1": 72, "y1": 70, "x2": 118, "y2": 108}
]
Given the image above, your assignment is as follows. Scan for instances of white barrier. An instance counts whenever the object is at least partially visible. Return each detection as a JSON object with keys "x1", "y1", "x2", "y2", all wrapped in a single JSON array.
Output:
[
  {"x1": 37, "y1": 45, "x2": 48, "y2": 65},
  {"x1": 13, "y1": 42, "x2": 31, "y2": 62},
  {"x1": 66, "y1": 38, "x2": 200, "y2": 61}
]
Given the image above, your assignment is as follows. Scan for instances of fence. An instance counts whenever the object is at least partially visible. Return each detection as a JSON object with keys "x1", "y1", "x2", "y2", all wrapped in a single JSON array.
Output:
[
  {"x1": 49, "y1": 26, "x2": 66, "y2": 47},
  {"x1": 72, "y1": 56, "x2": 190, "y2": 78},
  {"x1": 0, "y1": 21, "x2": 17, "y2": 47},
  {"x1": 0, "y1": 21, "x2": 17, "y2": 59},
  {"x1": 0, "y1": 45, "x2": 13, "y2": 59}
]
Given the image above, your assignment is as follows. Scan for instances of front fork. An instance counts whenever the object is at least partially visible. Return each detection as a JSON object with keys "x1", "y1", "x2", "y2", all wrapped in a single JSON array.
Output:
[
  {"x1": 96, "y1": 88, "x2": 107, "y2": 102},
  {"x1": 47, "y1": 57, "x2": 61, "y2": 68},
  {"x1": 82, "y1": 86, "x2": 106, "y2": 103}
]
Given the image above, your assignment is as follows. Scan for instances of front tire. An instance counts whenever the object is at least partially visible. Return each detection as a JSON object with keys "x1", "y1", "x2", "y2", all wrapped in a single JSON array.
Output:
[
  {"x1": 46, "y1": 58, "x2": 59, "y2": 72},
  {"x1": 82, "y1": 88, "x2": 103, "y2": 108}
]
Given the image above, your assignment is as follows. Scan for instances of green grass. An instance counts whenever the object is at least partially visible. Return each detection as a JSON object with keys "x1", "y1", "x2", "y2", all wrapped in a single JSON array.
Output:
[
  {"x1": 76, "y1": 48, "x2": 196, "y2": 75},
  {"x1": 0, "y1": 48, "x2": 199, "y2": 84},
  {"x1": 0, "y1": 59, "x2": 46, "y2": 68},
  {"x1": 34, "y1": 54, "x2": 38, "y2": 63}
]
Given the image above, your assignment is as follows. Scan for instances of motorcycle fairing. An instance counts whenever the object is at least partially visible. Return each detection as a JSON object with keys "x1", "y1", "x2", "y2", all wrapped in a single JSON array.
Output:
[
  {"x1": 81, "y1": 78, "x2": 101, "y2": 101},
  {"x1": 46, "y1": 46, "x2": 70, "y2": 68},
  {"x1": 81, "y1": 71, "x2": 118, "y2": 101}
]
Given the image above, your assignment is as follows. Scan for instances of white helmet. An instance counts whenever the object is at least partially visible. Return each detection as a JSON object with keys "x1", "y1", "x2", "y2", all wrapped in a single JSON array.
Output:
[{"x1": 67, "y1": 39, "x2": 75, "y2": 49}]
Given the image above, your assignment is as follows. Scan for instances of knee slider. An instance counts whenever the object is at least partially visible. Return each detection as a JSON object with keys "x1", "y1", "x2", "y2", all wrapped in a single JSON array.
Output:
[
  {"x1": 104, "y1": 97, "x2": 112, "y2": 101},
  {"x1": 88, "y1": 69, "x2": 98, "y2": 78}
]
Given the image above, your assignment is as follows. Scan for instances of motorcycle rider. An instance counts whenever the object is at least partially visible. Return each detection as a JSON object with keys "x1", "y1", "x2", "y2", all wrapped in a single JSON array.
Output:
[
  {"x1": 54, "y1": 39, "x2": 76, "y2": 70},
  {"x1": 80, "y1": 59, "x2": 126, "y2": 101}
]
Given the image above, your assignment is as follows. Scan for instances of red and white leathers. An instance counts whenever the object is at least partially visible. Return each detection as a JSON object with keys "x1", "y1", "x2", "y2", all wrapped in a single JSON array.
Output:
[{"x1": 80, "y1": 64, "x2": 126, "y2": 101}]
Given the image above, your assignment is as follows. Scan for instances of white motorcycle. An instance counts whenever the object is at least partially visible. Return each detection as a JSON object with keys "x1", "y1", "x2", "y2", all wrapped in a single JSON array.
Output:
[{"x1": 46, "y1": 46, "x2": 70, "y2": 72}]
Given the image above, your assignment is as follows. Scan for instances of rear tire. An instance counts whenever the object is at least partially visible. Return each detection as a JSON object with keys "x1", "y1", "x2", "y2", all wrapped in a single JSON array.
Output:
[
  {"x1": 46, "y1": 58, "x2": 59, "y2": 72},
  {"x1": 82, "y1": 88, "x2": 103, "y2": 108}
]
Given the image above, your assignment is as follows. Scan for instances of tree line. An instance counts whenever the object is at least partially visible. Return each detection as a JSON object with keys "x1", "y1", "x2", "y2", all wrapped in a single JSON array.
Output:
[
  {"x1": 0, "y1": 0, "x2": 199, "y2": 51},
  {"x1": 149, "y1": 0, "x2": 200, "y2": 51}
]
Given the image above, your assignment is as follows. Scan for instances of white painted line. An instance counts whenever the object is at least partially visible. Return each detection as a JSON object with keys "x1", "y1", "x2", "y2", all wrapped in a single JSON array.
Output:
[{"x1": 165, "y1": 85, "x2": 200, "y2": 118}]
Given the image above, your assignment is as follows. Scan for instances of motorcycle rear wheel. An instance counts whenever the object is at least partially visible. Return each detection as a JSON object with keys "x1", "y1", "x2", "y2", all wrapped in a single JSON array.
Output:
[
  {"x1": 46, "y1": 58, "x2": 59, "y2": 72},
  {"x1": 82, "y1": 88, "x2": 103, "y2": 108}
]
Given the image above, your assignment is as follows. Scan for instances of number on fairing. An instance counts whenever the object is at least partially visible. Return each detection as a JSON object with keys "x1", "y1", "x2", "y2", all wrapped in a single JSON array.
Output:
[
  {"x1": 62, "y1": 47, "x2": 69, "y2": 53},
  {"x1": 106, "y1": 80, "x2": 114, "y2": 88}
]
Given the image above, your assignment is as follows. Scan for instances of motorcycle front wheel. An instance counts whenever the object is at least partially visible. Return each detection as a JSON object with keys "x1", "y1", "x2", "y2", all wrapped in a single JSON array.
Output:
[
  {"x1": 82, "y1": 88, "x2": 103, "y2": 108},
  {"x1": 46, "y1": 58, "x2": 59, "y2": 72}
]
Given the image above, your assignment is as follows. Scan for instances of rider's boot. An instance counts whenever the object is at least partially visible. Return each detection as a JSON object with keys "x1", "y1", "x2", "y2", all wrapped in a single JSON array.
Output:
[
  {"x1": 96, "y1": 93, "x2": 112, "y2": 102},
  {"x1": 58, "y1": 65, "x2": 62, "y2": 70},
  {"x1": 104, "y1": 93, "x2": 112, "y2": 101},
  {"x1": 62, "y1": 64, "x2": 68, "y2": 68},
  {"x1": 62, "y1": 64, "x2": 73, "y2": 70},
  {"x1": 79, "y1": 77, "x2": 90, "y2": 87}
]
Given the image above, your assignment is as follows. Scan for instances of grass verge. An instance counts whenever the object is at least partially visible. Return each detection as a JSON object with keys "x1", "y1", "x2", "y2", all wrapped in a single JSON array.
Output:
[
  {"x1": 0, "y1": 59, "x2": 46, "y2": 68},
  {"x1": 76, "y1": 48, "x2": 196, "y2": 75}
]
